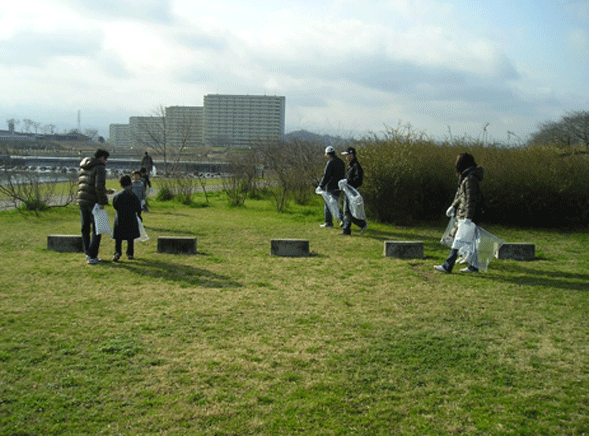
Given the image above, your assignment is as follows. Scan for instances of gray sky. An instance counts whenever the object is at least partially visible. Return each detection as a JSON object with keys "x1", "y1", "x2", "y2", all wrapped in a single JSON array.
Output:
[{"x1": 0, "y1": 0, "x2": 589, "y2": 143}]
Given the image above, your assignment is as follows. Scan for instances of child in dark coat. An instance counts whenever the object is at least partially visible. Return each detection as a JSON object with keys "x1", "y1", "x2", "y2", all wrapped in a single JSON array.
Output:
[{"x1": 112, "y1": 175, "x2": 142, "y2": 261}]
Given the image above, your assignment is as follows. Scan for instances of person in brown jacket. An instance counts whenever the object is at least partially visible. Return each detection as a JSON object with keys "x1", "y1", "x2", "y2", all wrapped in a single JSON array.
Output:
[
  {"x1": 76, "y1": 149, "x2": 114, "y2": 265},
  {"x1": 435, "y1": 152, "x2": 484, "y2": 274}
]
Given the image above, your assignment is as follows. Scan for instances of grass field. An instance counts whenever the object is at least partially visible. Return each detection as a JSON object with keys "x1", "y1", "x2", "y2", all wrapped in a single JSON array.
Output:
[{"x1": 0, "y1": 191, "x2": 589, "y2": 435}]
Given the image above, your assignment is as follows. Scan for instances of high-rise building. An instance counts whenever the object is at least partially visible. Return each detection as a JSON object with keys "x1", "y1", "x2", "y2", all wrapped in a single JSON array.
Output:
[
  {"x1": 203, "y1": 94, "x2": 285, "y2": 147},
  {"x1": 165, "y1": 106, "x2": 203, "y2": 148},
  {"x1": 129, "y1": 116, "x2": 162, "y2": 148},
  {"x1": 109, "y1": 124, "x2": 131, "y2": 148}
]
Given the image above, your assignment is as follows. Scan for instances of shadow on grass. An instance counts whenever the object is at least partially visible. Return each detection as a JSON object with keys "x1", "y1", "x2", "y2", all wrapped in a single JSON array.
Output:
[
  {"x1": 480, "y1": 262, "x2": 588, "y2": 292},
  {"x1": 366, "y1": 228, "x2": 439, "y2": 243},
  {"x1": 114, "y1": 256, "x2": 242, "y2": 289},
  {"x1": 142, "y1": 224, "x2": 200, "y2": 237}
]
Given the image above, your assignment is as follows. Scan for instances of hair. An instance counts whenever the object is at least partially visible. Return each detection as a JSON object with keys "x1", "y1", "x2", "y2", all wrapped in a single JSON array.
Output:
[
  {"x1": 94, "y1": 149, "x2": 110, "y2": 159},
  {"x1": 119, "y1": 175, "x2": 132, "y2": 188},
  {"x1": 132, "y1": 170, "x2": 141, "y2": 177},
  {"x1": 139, "y1": 167, "x2": 147, "y2": 174},
  {"x1": 455, "y1": 153, "x2": 476, "y2": 174}
]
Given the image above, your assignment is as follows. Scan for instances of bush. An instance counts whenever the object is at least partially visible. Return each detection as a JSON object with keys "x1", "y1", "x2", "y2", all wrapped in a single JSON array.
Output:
[
  {"x1": 156, "y1": 187, "x2": 174, "y2": 201},
  {"x1": 358, "y1": 128, "x2": 589, "y2": 228}
]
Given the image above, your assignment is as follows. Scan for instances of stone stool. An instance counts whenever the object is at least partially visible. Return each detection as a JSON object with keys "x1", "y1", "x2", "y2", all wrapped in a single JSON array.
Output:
[
  {"x1": 496, "y1": 243, "x2": 535, "y2": 261},
  {"x1": 157, "y1": 236, "x2": 197, "y2": 254},
  {"x1": 271, "y1": 239, "x2": 310, "y2": 257},
  {"x1": 384, "y1": 241, "x2": 424, "y2": 259},
  {"x1": 47, "y1": 235, "x2": 84, "y2": 253}
]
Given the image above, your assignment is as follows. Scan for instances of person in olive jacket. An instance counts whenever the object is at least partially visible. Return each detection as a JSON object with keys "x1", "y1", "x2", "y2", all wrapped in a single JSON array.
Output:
[
  {"x1": 435, "y1": 152, "x2": 484, "y2": 274},
  {"x1": 341, "y1": 147, "x2": 368, "y2": 235},
  {"x1": 112, "y1": 175, "x2": 142, "y2": 262},
  {"x1": 76, "y1": 149, "x2": 113, "y2": 265}
]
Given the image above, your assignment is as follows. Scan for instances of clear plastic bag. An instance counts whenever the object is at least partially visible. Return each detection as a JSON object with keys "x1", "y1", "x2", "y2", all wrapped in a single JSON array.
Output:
[
  {"x1": 338, "y1": 180, "x2": 366, "y2": 221},
  {"x1": 320, "y1": 191, "x2": 342, "y2": 221},
  {"x1": 136, "y1": 216, "x2": 150, "y2": 242},
  {"x1": 440, "y1": 216, "x2": 456, "y2": 247}
]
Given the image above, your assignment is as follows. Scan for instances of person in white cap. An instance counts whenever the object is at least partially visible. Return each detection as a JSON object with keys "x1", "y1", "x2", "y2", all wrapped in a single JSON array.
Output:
[{"x1": 316, "y1": 146, "x2": 345, "y2": 228}]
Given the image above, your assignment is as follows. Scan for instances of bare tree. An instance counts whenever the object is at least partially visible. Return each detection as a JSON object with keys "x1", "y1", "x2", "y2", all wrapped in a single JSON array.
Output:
[
  {"x1": 221, "y1": 148, "x2": 260, "y2": 206},
  {"x1": 529, "y1": 110, "x2": 589, "y2": 150},
  {"x1": 131, "y1": 105, "x2": 198, "y2": 176}
]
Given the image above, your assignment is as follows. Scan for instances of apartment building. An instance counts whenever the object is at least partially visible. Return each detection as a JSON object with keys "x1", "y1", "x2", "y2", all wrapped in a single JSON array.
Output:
[
  {"x1": 203, "y1": 94, "x2": 285, "y2": 147},
  {"x1": 165, "y1": 106, "x2": 203, "y2": 148},
  {"x1": 109, "y1": 124, "x2": 131, "y2": 148}
]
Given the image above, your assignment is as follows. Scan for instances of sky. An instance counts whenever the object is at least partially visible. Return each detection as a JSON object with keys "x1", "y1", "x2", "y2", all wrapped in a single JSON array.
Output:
[{"x1": 0, "y1": 0, "x2": 589, "y2": 144}]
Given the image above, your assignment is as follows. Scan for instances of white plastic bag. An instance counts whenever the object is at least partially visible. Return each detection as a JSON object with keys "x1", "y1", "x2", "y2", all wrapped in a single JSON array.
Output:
[
  {"x1": 452, "y1": 220, "x2": 476, "y2": 263},
  {"x1": 440, "y1": 216, "x2": 456, "y2": 247},
  {"x1": 320, "y1": 191, "x2": 342, "y2": 222},
  {"x1": 92, "y1": 203, "x2": 112, "y2": 235},
  {"x1": 136, "y1": 216, "x2": 149, "y2": 242},
  {"x1": 338, "y1": 180, "x2": 366, "y2": 221}
]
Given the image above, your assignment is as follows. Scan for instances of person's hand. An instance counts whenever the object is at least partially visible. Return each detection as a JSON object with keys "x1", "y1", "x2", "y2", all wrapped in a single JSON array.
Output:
[
  {"x1": 99, "y1": 205, "x2": 104, "y2": 210},
  {"x1": 315, "y1": 186, "x2": 323, "y2": 194},
  {"x1": 446, "y1": 206, "x2": 455, "y2": 217},
  {"x1": 338, "y1": 179, "x2": 347, "y2": 188}
]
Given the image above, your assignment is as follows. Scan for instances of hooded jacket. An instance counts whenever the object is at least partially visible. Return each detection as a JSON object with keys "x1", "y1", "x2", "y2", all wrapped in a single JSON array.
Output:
[
  {"x1": 76, "y1": 157, "x2": 109, "y2": 207},
  {"x1": 450, "y1": 166, "x2": 484, "y2": 222}
]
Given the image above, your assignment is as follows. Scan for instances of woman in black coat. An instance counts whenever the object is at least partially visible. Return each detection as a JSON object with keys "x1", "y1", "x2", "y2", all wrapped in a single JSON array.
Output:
[{"x1": 112, "y1": 175, "x2": 142, "y2": 261}]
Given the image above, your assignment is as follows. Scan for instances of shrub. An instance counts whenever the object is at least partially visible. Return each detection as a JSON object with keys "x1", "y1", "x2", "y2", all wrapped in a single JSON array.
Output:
[{"x1": 358, "y1": 128, "x2": 589, "y2": 228}]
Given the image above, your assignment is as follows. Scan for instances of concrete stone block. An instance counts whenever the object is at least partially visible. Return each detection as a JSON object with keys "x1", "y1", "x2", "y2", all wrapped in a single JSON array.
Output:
[
  {"x1": 496, "y1": 243, "x2": 535, "y2": 261},
  {"x1": 157, "y1": 236, "x2": 197, "y2": 254},
  {"x1": 384, "y1": 241, "x2": 424, "y2": 259},
  {"x1": 47, "y1": 235, "x2": 84, "y2": 253},
  {"x1": 271, "y1": 239, "x2": 310, "y2": 257}
]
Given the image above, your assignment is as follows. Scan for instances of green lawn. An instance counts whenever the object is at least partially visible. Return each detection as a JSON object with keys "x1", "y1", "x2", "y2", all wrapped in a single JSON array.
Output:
[{"x1": 0, "y1": 192, "x2": 589, "y2": 435}]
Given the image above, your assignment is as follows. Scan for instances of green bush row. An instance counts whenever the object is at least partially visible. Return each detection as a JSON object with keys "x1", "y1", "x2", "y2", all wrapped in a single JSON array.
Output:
[{"x1": 357, "y1": 133, "x2": 589, "y2": 228}]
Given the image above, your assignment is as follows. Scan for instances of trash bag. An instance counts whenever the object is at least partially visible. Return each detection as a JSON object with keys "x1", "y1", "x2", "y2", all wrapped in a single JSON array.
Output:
[
  {"x1": 136, "y1": 216, "x2": 150, "y2": 242},
  {"x1": 440, "y1": 216, "x2": 456, "y2": 247},
  {"x1": 92, "y1": 203, "x2": 112, "y2": 236},
  {"x1": 338, "y1": 180, "x2": 366, "y2": 221},
  {"x1": 319, "y1": 191, "x2": 342, "y2": 222},
  {"x1": 455, "y1": 225, "x2": 505, "y2": 272}
]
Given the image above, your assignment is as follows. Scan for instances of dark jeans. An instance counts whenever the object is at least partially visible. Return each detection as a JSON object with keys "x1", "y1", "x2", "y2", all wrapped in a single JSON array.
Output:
[
  {"x1": 442, "y1": 248, "x2": 478, "y2": 272},
  {"x1": 115, "y1": 239, "x2": 134, "y2": 257},
  {"x1": 80, "y1": 205, "x2": 101, "y2": 259},
  {"x1": 342, "y1": 195, "x2": 366, "y2": 234}
]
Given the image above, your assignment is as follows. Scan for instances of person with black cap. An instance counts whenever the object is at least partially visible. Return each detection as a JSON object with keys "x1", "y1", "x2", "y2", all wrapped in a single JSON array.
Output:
[
  {"x1": 340, "y1": 147, "x2": 368, "y2": 235},
  {"x1": 316, "y1": 146, "x2": 345, "y2": 228},
  {"x1": 76, "y1": 149, "x2": 115, "y2": 265}
]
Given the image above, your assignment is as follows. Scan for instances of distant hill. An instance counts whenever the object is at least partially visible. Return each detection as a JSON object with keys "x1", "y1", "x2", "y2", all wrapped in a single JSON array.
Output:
[{"x1": 283, "y1": 130, "x2": 359, "y2": 147}]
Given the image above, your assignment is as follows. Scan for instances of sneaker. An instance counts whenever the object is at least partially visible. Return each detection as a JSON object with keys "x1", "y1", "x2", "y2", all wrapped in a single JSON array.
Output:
[
  {"x1": 112, "y1": 253, "x2": 121, "y2": 262},
  {"x1": 320, "y1": 224, "x2": 333, "y2": 228},
  {"x1": 361, "y1": 222, "x2": 368, "y2": 234},
  {"x1": 127, "y1": 255, "x2": 135, "y2": 260},
  {"x1": 460, "y1": 267, "x2": 479, "y2": 273},
  {"x1": 434, "y1": 265, "x2": 451, "y2": 273},
  {"x1": 87, "y1": 257, "x2": 101, "y2": 265}
]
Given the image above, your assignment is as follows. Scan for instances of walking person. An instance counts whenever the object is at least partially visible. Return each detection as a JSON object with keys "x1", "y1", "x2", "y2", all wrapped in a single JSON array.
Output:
[
  {"x1": 131, "y1": 171, "x2": 147, "y2": 219},
  {"x1": 340, "y1": 147, "x2": 368, "y2": 235},
  {"x1": 76, "y1": 149, "x2": 114, "y2": 265},
  {"x1": 435, "y1": 153, "x2": 484, "y2": 274},
  {"x1": 112, "y1": 175, "x2": 142, "y2": 262},
  {"x1": 140, "y1": 152, "x2": 154, "y2": 178},
  {"x1": 316, "y1": 146, "x2": 345, "y2": 228}
]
